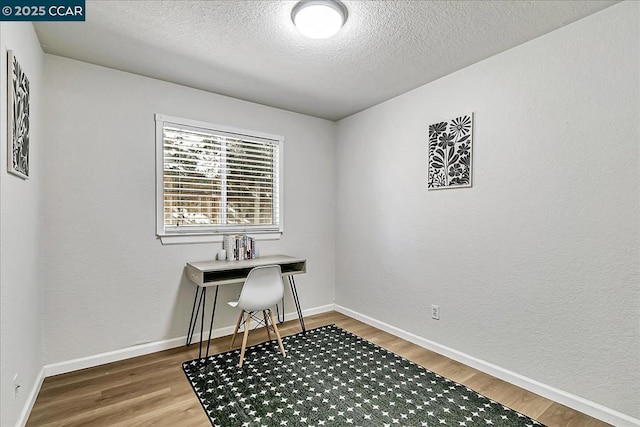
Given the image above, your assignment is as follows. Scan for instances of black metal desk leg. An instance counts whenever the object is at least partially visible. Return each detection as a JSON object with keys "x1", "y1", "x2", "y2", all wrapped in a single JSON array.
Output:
[
  {"x1": 198, "y1": 287, "x2": 207, "y2": 360},
  {"x1": 288, "y1": 276, "x2": 306, "y2": 332},
  {"x1": 186, "y1": 287, "x2": 203, "y2": 346},
  {"x1": 276, "y1": 296, "x2": 285, "y2": 324},
  {"x1": 205, "y1": 286, "x2": 219, "y2": 358}
]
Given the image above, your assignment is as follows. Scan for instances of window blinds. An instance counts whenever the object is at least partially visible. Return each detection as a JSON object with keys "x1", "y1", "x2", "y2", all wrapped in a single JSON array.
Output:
[{"x1": 161, "y1": 121, "x2": 280, "y2": 234}]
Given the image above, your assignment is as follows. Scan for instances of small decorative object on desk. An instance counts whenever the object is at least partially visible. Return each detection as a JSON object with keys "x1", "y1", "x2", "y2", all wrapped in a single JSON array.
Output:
[{"x1": 223, "y1": 234, "x2": 256, "y2": 261}]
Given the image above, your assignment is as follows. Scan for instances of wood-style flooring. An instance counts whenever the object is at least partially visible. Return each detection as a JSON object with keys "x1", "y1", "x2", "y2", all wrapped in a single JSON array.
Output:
[{"x1": 26, "y1": 311, "x2": 610, "y2": 426}]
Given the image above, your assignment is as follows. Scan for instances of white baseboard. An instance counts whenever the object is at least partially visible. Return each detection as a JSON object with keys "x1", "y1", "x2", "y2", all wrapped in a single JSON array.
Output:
[
  {"x1": 295, "y1": 303, "x2": 335, "y2": 318},
  {"x1": 17, "y1": 366, "x2": 45, "y2": 427},
  {"x1": 43, "y1": 304, "x2": 335, "y2": 378},
  {"x1": 335, "y1": 304, "x2": 640, "y2": 427},
  {"x1": 44, "y1": 335, "x2": 187, "y2": 377}
]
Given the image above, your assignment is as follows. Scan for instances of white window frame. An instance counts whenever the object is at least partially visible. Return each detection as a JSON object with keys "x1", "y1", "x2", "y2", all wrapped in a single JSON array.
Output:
[{"x1": 155, "y1": 114, "x2": 283, "y2": 245}]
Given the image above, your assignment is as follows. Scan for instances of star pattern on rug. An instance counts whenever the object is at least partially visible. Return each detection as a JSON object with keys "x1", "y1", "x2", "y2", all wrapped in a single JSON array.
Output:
[{"x1": 183, "y1": 325, "x2": 544, "y2": 427}]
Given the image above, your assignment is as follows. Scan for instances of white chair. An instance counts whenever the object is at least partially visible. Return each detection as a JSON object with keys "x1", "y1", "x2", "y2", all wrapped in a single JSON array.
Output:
[{"x1": 228, "y1": 265, "x2": 286, "y2": 367}]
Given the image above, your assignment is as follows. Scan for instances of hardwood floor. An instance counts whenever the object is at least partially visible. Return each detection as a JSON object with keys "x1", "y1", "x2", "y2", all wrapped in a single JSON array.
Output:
[{"x1": 26, "y1": 311, "x2": 610, "y2": 426}]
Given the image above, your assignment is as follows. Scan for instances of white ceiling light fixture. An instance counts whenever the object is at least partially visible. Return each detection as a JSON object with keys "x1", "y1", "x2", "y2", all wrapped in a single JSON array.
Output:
[{"x1": 291, "y1": 0, "x2": 348, "y2": 39}]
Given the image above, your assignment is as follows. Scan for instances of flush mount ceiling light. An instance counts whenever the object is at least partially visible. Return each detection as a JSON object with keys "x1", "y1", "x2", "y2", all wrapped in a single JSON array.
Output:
[{"x1": 291, "y1": 0, "x2": 348, "y2": 39}]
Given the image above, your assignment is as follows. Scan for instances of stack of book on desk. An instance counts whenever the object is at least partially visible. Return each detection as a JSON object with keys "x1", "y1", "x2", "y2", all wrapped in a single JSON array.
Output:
[{"x1": 223, "y1": 234, "x2": 256, "y2": 261}]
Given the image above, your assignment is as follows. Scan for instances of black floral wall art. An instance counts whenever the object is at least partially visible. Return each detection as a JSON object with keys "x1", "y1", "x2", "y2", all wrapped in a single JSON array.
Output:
[
  {"x1": 7, "y1": 49, "x2": 30, "y2": 179},
  {"x1": 428, "y1": 113, "x2": 473, "y2": 190}
]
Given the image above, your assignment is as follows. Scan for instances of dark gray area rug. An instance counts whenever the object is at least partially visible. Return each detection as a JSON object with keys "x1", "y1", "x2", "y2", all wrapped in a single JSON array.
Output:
[{"x1": 183, "y1": 324, "x2": 544, "y2": 426}]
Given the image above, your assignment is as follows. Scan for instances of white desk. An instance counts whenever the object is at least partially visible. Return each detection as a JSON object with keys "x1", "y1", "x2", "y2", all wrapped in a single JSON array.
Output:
[{"x1": 185, "y1": 255, "x2": 307, "y2": 358}]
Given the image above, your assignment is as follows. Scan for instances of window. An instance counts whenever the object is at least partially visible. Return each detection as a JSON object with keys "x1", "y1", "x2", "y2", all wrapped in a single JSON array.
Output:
[{"x1": 155, "y1": 114, "x2": 283, "y2": 244}]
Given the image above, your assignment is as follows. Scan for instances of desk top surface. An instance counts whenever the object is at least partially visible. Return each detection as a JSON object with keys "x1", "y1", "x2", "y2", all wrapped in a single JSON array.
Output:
[{"x1": 187, "y1": 255, "x2": 306, "y2": 273}]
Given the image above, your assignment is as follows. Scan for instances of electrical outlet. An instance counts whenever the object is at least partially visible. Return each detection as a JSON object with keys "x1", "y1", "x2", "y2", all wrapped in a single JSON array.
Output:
[
  {"x1": 431, "y1": 305, "x2": 440, "y2": 320},
  {"x1": 13, "y1": 374, "x2": 20, "y2": 399}
]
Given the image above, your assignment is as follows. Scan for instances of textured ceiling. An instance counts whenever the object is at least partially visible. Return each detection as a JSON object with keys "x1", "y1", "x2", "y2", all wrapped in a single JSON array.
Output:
[{"x1": 34, "y1": 0, "x2": 616, "y2": 121}]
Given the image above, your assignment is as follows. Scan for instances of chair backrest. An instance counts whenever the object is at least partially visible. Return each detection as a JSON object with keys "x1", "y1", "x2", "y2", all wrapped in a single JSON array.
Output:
[{"x1": 236, "y1": 265, "x2": 284, "y2": 312}]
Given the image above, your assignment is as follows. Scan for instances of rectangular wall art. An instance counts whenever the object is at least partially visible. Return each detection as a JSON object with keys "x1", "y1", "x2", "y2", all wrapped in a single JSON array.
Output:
[
  {"x1": 428, "y1": 113, "x2": 473, "y2": 190},
  {"x1": 7, "y1": 49, "x2": 30, "y2": 179}
]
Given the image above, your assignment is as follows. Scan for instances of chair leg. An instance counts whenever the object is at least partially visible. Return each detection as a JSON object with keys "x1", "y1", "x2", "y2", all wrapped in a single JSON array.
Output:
[
  {"x1": 230, "y1": 311, "x2": 244, "y2": 349},
  {"x1": 263, "y1": 310, "x2": 272, "y2": 341},
  {"x1": 268, "y1": 309, "x2": 286, "y2": 357},
  {"x1": 238, "y1": 311, "x2": 251, "y2": 367}
]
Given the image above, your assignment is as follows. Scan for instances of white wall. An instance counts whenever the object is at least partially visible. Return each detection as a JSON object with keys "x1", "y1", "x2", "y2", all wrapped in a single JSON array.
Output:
[
  {"x1": 0, "y1": 23, "x2": 44, "y2": 427},
  {"x1": 336, "y1": 1, "x2": 639, "y2": 420},
  {"x1": 40, "y1": 56, "x2": 336, "y2": 365}
]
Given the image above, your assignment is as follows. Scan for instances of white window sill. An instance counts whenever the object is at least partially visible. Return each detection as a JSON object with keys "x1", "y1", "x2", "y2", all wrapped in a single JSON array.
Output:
[{"x1": 158, "y1": 232, "x2": 282, "y2": 245}]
